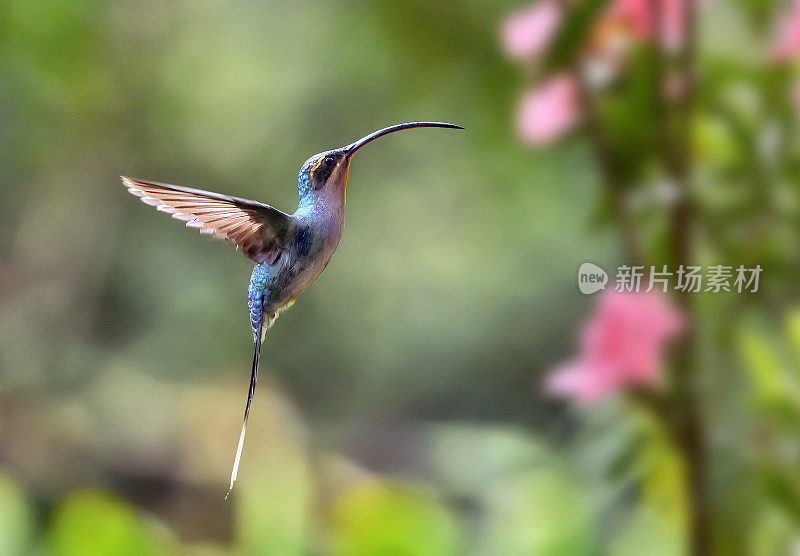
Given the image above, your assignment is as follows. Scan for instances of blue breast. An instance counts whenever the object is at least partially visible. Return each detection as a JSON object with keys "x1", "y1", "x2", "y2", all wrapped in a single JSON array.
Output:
[
  {"x1": 294, "y1": 226, "x2": 313, "y2": 258},
  {"x1": 247, "y1": 225, "x2": 321, "y2": 338}
]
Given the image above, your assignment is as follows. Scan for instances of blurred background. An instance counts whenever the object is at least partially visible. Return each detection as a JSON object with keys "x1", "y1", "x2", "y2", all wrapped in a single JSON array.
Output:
[{"x1": 2, "y1": 0, "x2": 799, "y2": 554}]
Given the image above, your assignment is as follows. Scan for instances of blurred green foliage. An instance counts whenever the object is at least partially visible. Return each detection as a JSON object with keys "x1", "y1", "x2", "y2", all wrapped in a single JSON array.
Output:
[
  {"x1": 329, "y1": 482, "x2": 459, "y2": 556},
  {"x1": 0, "y1": 0, "x2": 615, "y2": 553},
  {"x1": 48, "y1": 491, "x2": 164, "y2": 556},
  {"x1": 2, "y1": 0, "x2": 800, "y2": 554},
  {"x1": 0, "y1": 474, "x2": 33, "y2": 555}
]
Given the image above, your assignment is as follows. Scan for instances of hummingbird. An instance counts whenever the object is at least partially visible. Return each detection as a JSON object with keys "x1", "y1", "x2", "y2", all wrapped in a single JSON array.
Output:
[{"x1": 121, "y1": 121, "x2": 462, "y2": 496}]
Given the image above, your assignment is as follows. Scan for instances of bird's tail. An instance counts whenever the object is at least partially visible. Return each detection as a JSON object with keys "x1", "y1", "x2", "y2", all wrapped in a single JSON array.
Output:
[{"x1": 226, "y1": 320, "x2": 263, "y2": 499}]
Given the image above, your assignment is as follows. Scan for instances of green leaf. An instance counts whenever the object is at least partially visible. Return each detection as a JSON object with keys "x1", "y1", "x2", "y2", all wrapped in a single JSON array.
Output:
[
  {"x1": 609, "y1": 506, "x2": 685, "y2": 556},
  {"x1": 597, "y1": 48, "x2": 660, "y2": 182},
  {"x1": 329, "y1": 481, "x2": 460, "y2": 556},
  {"x1": 234, "y1": 439, "x2": 311, "y2": 556},
  {"x1": 478, "y1": 468, "x2": 594, "y2": 555},
  {"x1": 739, "y1": 327, "x2": 784, "y2": 400},
  {"x1": 639, "y1": 433, "x2": 687, "y2": 534},
  {"x1": 48, "y1": 491, "x2": 162, "y2": 556},
  {"x1": 426, "y1": 425, "x2": 548, "y2": 496},
  {"x1": 761, "y1": 471, "x2": 800, "y2": 524},
  {"x1": 786, "y1": 311, "x2": 800, "y2": 369},
  {"x1": 0, "y1": 474, "x2": 33, "y2": 556}
]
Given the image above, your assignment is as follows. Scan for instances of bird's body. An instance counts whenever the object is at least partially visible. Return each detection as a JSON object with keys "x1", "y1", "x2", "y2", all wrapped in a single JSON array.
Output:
[
  {"x1": 121, "y1": 122, "x2": 461, "y2": 496},
  {"x1": 247, "y1": 153, "x2": 349, "y2": 344}
]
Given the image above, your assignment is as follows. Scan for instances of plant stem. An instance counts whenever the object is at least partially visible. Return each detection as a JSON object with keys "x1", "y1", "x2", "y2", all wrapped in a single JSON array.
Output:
[
  {"x1": 574, "y1": 73, "x2": 646, "y2": 266},
  {"x1": 657, "y1": 0, "x2": 709, "y2": 553}
]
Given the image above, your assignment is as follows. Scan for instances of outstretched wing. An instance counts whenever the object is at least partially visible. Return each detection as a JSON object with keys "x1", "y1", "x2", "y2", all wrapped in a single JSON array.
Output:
[{"x1": 122, "y1": 176, "x2": 294, "y2": 264}]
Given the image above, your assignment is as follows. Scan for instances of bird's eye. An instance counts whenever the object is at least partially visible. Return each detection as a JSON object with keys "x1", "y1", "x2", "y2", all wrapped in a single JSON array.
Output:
[{"x1": 312, "y1": 156, "x2": 337, "y2": 189}]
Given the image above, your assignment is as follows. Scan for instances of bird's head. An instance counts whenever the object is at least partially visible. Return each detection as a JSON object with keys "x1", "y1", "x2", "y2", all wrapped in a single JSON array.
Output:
[{"x1": 297, "y1": 121, "x2": 463, "y2": 203}]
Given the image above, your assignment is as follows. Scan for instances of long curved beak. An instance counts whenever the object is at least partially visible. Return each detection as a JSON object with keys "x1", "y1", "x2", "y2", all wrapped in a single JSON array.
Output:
[{"x1": 344, "y1": 121, "x2": 463, "y2": 158}]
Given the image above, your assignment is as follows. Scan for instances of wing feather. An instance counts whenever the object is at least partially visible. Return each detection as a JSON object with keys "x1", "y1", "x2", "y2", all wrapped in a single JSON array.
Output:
[{"x1": 121, "y1": 176, "x2": 294, "y2": 264}]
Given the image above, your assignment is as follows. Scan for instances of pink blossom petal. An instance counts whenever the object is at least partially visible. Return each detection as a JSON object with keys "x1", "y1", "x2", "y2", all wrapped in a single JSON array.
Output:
[
  {"x1": 770, "y1": 0, "x2": 800, "y2": 61},
  {"x1": 545, "y1": 291, "x2": 684, "y2": 405},
  {"x1": 598, "y1": 0, "x2": 699, "y2": 52},
  {"x1": 606, "y1": 0, "x2": 652, "y2": 40},
  {"x1": 502, "y1": 1, "x2": 563, "y2": 60},
  {"x1": 516, "y1": 75, "x2": 580, "y2": 146},
  {"x1": 546, "y1": 361, "x2": 620, "y2": 405},
  {"x1": 661, "y1": 0, "x2": 687, "y2": 51}
]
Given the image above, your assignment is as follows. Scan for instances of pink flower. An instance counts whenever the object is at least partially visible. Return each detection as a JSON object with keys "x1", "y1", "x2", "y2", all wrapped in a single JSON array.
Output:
[
  {"x1": 502, "y1": 1, "x2": 563, "y2": 60},
  {"x1": 604, "y1": 0, "x2": 652, "y2": 40},
  {"x1": 516, "y1": 75, "x2": 580, "y2": 145},
  {"x1": 659, "y1": 0, "x2": 691, "y2": 51},
  {"x1": 770, "y1": 0, "x2": 800, "y2": 61},
  {"x1": 546, "y1": 290, "x2": 685, "y2": 404},
  {"x1": 597, "y1": 0, "x2": 692, "y2": 52}
]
